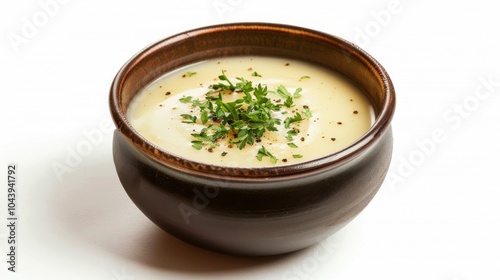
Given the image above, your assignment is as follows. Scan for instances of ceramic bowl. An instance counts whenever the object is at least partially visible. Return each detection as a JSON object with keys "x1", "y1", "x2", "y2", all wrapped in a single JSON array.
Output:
[{"x1": 109, "y1": 23, "x2": 395, "y2": 256}]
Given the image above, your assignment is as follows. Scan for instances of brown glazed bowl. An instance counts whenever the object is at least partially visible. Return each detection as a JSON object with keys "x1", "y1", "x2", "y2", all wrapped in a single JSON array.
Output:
[{"x1": 110, "y1": 23, "x2": 395, "y2": 256}]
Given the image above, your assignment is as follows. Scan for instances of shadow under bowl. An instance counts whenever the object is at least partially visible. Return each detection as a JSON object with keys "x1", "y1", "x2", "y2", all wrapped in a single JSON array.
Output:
[{"x1": 109, "y1": 22, "x2": 395, "y2": 256}]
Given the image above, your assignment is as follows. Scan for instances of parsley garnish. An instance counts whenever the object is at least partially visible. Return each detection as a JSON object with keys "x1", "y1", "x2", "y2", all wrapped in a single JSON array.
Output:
[
  {"x1": 256, "y1": 146, "x2": 278, "y2": 164},
  {"x1": 178, "y1": 70, "x2": 311, "y2": 164},
  {"x1": 284, "y1": 112, "x2": 303, "y2": 129},
  {"x1": 302, "y1": 107, "x2": 312, "y2": 118},
  {"x1": 179, "y1": 96, "x2": 193, "y2": 103},
  {"x1": 285, "y1": 129, "x2": 298, "y2": 141},
  {"x1": 180, "y1": 114, "x2": 197, "y2": 124},
  {"x1": 287, "y1": 143, "x2": 298, "y2": 148}
]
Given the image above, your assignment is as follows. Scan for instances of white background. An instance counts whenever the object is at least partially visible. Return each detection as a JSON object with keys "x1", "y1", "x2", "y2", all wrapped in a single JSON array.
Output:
[{"x1": 1, "y1": 0, "x2": 500, "y2": 279}]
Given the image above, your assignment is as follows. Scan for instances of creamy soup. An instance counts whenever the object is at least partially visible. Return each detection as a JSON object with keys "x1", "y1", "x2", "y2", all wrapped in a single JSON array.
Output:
[{"x1": 127, "y1": 56, "x2": 374, "y2": 167}]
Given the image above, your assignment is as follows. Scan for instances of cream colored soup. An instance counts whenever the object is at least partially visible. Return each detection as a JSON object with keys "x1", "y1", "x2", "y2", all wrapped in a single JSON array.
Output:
[{"x1": 127, "y1": 56, "x2": 374, "y2": 167}]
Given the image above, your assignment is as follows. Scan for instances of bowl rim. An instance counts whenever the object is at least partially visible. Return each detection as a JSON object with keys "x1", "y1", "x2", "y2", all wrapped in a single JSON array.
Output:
[{"x1": 110, "y1": 22, "x2": 395, "y2": 180}]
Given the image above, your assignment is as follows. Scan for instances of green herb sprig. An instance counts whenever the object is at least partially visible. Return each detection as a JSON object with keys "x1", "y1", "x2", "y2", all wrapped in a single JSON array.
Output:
[{"x1": 179, "y1": 70, "x2": 311, "y2": 163}]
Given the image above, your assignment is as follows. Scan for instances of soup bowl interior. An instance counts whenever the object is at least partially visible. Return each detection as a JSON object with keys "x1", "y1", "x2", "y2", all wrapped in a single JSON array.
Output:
[{"x1": 110, "y1": 22, "x2": 395, "y2": 256}]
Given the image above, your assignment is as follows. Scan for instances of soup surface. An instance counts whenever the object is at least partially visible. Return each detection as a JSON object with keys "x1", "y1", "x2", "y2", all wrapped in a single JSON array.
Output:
[{"x1": 127, "y1": 56, "x2": 374, "y2": 167}]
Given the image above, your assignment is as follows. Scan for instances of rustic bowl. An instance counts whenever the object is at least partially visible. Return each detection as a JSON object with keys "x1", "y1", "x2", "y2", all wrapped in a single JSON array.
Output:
[{"x1": 109, "y1": 22, "x2": 395, "y2": 256}]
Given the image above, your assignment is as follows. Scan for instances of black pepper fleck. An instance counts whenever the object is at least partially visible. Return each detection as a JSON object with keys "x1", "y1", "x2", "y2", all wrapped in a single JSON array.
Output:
[
  {"x1": 208, "y1": 148, "x2": 214, "y2": 153},
  {"x1": 331, "y1": 138, "x2": 336, "y2": 141},
  {"x1": 353, "y1": 110, "x2": 358, "y2": 114},
  {"x1": 282, "y1": 159, "x2": 288, "y2": 163},
  {"x1": 221, "y1": 151, "x2": 228, "y2": 156},
  {"x1": 165, "y1": 91, "x2": 171, "y2": 95},
  {"x1": 337, "y1": 122, "x2": 342, "y2": 125}
]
